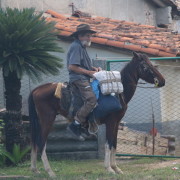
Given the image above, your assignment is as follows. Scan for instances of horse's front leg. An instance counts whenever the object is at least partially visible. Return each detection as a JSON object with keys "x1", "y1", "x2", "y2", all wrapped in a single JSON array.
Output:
[
  {"x1": 41, "y1": 144, "x2": 56, "y2": 177},
  {"x1": 110, "y1": 147, "x2": 123, "y2": 174},
  {"x1": 104, "y1": 143, "x2": 116, "y2": 174},
  {"x1": 110, "y1": 123, "x2": 123, "y2": 174}
]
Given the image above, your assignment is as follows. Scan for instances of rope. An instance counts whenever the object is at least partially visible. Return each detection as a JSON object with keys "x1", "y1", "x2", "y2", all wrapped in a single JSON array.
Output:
[
  {"x1": 127, "y1": 81, "x2": 159, "y2": 89},
  {"x1": 112, "y1": 71, "x2": 120, "y2": 93},
  {"x1": 136, "y1": 86, "x2": 159, "y2": 89}
]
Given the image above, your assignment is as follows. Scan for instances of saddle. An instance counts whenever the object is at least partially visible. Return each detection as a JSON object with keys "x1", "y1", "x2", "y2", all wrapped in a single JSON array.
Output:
[
  {"x1": 55, "y1": 82, "x2": 123, "y2": 134},
  {"x1": 55, "y1": 82, "x2": 98, "y2": 134}
]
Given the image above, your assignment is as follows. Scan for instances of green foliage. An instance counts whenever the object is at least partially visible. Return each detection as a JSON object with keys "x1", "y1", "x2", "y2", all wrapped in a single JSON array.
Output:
[
  {"x1": 2, "y1": 144, "x2": 30, "y2": 165},
  {"x1": 0, "y1": 119, "x2": 4, "y2": 145},
  {"x1": 0, "y1": 119, "x2": 5, "y2": 166},
  {"x1": 0, "y1": 119, "x2": 4, "y2": 130},
  {"x1": 0, "y1": 8, "x2": 63, "y2": 82},
  {"x1": 0, "y1": 145, "x2": 6, "y2": 166}
]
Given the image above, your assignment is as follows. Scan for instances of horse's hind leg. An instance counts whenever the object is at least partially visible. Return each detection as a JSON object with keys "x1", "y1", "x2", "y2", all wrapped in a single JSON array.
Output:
[
  {"x1": 37, "y1": 106, "x2": 57, "y2": 177},
  {"x1": 41, "y1": 144, "x2": 56, "y2": 177},
  {"x1": 31, "y1": 145, "x2": 40, "y2": 173}
]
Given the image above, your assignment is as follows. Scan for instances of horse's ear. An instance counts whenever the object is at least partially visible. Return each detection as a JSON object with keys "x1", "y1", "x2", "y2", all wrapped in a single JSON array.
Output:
[{"x1": 133, "y1": 51, "x2": 140, "y2": 59}]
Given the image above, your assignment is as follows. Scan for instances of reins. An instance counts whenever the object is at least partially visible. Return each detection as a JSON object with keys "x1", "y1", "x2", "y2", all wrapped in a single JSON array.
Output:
[
  {"x1": 125, "y1": 82, "x2": 159, "y2": 89},
  {"x1": 135, "y1": 82, "x2": 159, "y2": 89}
]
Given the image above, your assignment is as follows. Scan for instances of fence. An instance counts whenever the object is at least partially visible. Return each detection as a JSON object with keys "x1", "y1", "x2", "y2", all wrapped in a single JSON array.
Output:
[
  {"x1": 1, "y1": 57, "x2": 180, "y2": 158},
  {"x1": 105, "y1": 57, "x2": 180, "y2": 157}
]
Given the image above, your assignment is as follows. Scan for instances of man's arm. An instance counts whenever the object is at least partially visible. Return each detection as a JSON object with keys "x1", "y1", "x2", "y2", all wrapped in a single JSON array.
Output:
[
  {"x1": 92, "y1": 66, "x2": 102, "y2": 72},
  {"x1": 68, "y1": 64, "x2": 96, "y2": 77}
]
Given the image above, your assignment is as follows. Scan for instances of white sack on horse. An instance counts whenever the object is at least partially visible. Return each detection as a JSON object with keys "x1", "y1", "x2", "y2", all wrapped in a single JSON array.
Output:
[{"x1": 93, "y1": 71, "x2": 124, "y2": 95}]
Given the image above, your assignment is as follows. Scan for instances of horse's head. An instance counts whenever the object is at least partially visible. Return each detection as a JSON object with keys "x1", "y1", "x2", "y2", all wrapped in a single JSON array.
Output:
[{"x1": 132, "y1": 52, "x2": 165, "y2": 87}]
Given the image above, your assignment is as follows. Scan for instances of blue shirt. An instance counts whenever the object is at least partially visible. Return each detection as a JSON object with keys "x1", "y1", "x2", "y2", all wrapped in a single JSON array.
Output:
[{"x1": 67, "y1": 40, "x2": 93, "y2": 82}]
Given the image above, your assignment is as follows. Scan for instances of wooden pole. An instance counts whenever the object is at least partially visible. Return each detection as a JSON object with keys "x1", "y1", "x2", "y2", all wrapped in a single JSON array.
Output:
[{"x1": 151, "y1": 98, "x2": 155, "y2": 155}]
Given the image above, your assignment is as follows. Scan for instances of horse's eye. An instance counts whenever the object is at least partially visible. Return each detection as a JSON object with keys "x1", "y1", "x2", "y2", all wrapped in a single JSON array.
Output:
[{"x1": 142, "y1": 65, "x2": 147, "y2": 71}]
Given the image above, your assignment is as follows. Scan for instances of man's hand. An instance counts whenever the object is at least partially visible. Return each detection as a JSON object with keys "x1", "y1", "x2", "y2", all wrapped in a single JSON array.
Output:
[
  {"x1": 68, "y1": 65, "x2": 96, "y2": 77},
  {"x1": 88, "y1": 71, "x2": 97, "y2": 77},
  {"x1": 92, "y1": 67, "x2": 102, "y2": 72}
]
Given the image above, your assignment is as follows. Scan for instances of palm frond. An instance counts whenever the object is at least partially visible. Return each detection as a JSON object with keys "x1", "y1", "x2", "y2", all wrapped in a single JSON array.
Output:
[{"x1": 0, "y1": 8, "x2": 64, "y2": 81}]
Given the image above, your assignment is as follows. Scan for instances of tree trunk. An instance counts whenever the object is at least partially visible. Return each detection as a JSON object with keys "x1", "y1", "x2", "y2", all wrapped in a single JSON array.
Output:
[{"x1": 3, "y1": 70, "x2": 23, "y2": 164}]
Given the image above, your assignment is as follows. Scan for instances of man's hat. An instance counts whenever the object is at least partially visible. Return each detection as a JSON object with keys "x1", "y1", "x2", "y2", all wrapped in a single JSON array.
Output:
[{"x1": 70, "y1": 24, "x2": 96, "y2": 37}]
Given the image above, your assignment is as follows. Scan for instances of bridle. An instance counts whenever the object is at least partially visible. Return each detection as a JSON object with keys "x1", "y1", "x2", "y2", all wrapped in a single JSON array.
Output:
[{"x1": 137, "y1": 60, "x2": 160, "y2": 88}]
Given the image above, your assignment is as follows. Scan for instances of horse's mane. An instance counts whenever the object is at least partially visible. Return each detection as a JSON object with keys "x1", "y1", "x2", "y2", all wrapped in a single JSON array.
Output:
[
  {"x1": 120, "y1": 59, "x2": 137, "y2": 83},
  {"x1": 120, "y1": 53, "x2": 148, "y2": 83}
]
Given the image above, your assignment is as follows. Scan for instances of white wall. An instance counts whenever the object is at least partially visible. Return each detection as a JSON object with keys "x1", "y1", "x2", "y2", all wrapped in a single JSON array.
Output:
[
  {"x1": 1, "y1": 0, "x2": 157, "y2": 25},
  {"x1": 159, "y1": 61, "x2": 180, "y2": 155},
  {"x1": 171, "y1": 19, "x2": 180, "y2": 33}
]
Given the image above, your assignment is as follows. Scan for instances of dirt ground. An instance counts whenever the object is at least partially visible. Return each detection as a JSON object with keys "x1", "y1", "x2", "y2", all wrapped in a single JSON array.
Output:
[{"x1": 144, "y1": 159, "x2": 180, "y2": 170}]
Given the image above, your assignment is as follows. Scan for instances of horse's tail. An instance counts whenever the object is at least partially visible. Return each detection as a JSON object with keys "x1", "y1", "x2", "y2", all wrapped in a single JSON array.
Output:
[{"x1": 28, "y1": 92, "x2": 44, "y2": 153}]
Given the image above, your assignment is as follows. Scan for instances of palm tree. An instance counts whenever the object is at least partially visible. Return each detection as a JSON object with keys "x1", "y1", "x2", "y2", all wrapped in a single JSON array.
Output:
[{"x1": 0, "y1": 8, "x2": 63, "y2": 160}]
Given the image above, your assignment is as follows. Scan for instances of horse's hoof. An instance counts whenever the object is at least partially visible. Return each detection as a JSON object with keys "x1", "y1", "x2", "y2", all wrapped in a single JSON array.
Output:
[
  {"x1": 49, "y1": 172, "x2": 56, "y2": 178},
  {"x1": 31, "y1": 168, "x2": 40, "y2": 174},
  {"x1": 112, "y1": 166, "x2": 124, "y2": 174},
  {"x1": 47, "y1": 169, "x2": 56, "y2": 178},
  {"x1": 106, "y1": 167, "x2": 116, "y2": 174}
]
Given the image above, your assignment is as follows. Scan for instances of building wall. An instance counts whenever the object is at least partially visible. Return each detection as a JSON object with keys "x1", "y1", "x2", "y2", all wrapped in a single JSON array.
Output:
[
  {"x1": 171, "y1": 19, "x2": 180, "y2": 33},
  {"x1": 159, "y1": 61, "x2": 180, "y2": 155},
  {"x1": 1, "y1": 0, "x2": 157, "y2": 25}
]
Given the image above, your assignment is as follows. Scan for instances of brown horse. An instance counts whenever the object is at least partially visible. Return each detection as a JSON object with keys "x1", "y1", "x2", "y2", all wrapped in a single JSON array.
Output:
[{"x1": 29, "y1": 52, "x2": 165, "y2": 177}]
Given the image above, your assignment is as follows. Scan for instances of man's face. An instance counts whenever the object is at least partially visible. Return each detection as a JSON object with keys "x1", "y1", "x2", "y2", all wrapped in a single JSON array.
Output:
[{"x1": 78, "y1": 33, "x2": 92, "y2": 47}]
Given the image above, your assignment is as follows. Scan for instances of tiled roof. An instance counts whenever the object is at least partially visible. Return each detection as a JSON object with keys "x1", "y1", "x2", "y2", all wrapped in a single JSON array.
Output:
[{"x1": 45, "y1": 9, "x2": 180, "y2": 57}]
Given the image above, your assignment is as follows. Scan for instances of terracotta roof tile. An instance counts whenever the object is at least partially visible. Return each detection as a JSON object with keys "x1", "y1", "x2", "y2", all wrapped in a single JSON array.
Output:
[
  {"x1": 46, "y1": 9, "x2": 67, "y2": 20},
  {"x1": 133, "y1": 40, "x2": 150, "y2": 46},
  {"x1": 124, "y1": 44, "x2": 141, "y2": 52},
  {"x1": 138, "y1": 24, "x2": 156, "y2": 29},
  {"x1": 96, "y1": 33, "x2": 115, "y2": 40},
  {"x1": 140, "y1": 47, "x2": 160, "y2": 56},
  {"x1": 59, "y1": 31, "x2": 72, "y2": 36},
  {"x1": 91, "y1": 37, "x2": 108, "y2": 45},
  {"x1": 106, "y1": 40, "x2": 125, "y2": 48},
  {"x1": 158, "y1": 51, "x2": 176, "y2": 57},
  {"x1": 56, "y1": 24, "x2": 74, "y2": 32},
  {"x1": 45, "y1": 9, "x2": 180, "y2": 57},
  {"x1": 120, "y1": 37, "x2": 134, "y2": 42}
]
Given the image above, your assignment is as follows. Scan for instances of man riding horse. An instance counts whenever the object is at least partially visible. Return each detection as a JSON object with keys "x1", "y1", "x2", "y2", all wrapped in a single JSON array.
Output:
[{"x1": 67, "y1": 24, "x2": 101, "y2": 141}]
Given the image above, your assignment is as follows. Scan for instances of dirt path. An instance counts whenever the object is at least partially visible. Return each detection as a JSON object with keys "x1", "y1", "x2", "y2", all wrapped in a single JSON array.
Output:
[{"x1": 145, "y1": 159, "x2": 180, "y2": 170}]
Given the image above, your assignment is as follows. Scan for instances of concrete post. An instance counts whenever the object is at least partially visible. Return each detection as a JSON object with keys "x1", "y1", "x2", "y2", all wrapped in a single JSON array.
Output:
[{"x1": 97, "y1": 124, "x2": 106, "y2": 159}]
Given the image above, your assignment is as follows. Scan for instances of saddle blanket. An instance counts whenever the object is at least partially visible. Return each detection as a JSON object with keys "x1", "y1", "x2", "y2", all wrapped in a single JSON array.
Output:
[{"x1": 54, "y1": 82, "x2": 122, "y2": 120}]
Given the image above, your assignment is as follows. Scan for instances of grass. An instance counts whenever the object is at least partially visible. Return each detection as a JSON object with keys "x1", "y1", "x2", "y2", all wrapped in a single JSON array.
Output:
[{"x1": 0, "y1": 157, "x2": 179, "y2": 180}]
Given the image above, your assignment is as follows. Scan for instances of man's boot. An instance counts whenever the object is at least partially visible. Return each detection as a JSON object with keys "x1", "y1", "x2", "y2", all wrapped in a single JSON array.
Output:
[{"x1": 67, "y1": 121, "x2": 85, "y2": 141}]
